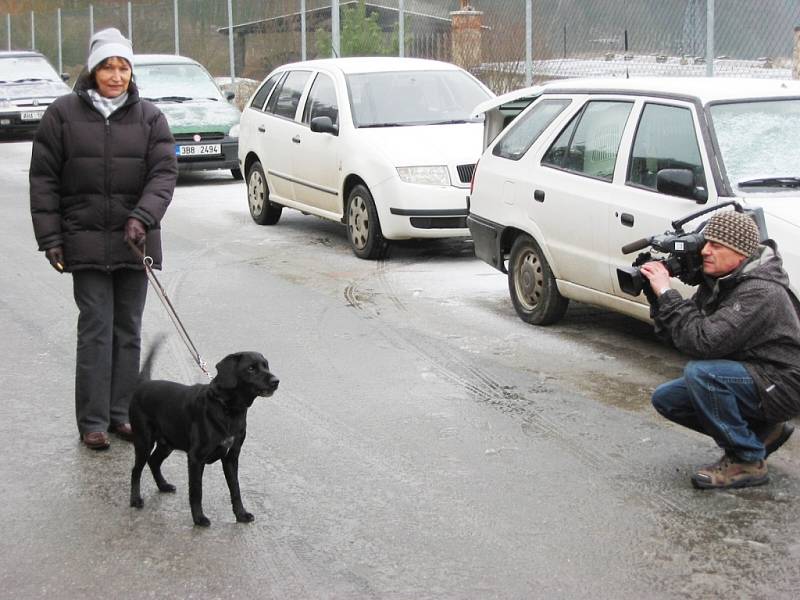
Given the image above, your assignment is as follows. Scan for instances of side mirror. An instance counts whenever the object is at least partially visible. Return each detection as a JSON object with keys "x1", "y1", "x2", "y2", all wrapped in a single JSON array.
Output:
[
  {"x1": 225, "y1": 91, "x2": 235, "y2": 102},
  {"x1": 61, "y1": 73, "x2": 70, "y2": 82},
  {"x1": 656, "y1": 168, "x2": 708, "y2": 203},
  {"x1": 310, "y1": 115, "x2": 339, "y2": 136}
]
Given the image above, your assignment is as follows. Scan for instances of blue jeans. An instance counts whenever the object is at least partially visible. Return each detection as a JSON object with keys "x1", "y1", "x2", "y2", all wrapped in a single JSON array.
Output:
[{"x1": 651, "y1": 360, "x2": 768, "y2": 462}]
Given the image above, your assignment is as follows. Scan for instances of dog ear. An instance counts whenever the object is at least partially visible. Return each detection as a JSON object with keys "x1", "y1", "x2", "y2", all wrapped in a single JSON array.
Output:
[{"x1": 214, "y1": 353, "x2": 241, "y2": 389}]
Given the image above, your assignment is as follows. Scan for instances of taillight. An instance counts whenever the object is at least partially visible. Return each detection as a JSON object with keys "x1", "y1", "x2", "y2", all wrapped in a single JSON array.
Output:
[{"x1": 469, "y1": 159, "x2": 480, "y2": 195}]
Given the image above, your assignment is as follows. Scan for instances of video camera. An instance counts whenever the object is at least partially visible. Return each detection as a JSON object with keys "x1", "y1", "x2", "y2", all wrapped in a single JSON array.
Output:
[{"x1": 616, "y1": 201, "x2": 767, "y2": 297}]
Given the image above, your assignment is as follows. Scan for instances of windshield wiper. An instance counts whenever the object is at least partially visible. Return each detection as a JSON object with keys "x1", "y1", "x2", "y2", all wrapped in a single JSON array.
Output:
[
  {"x1": 424, "y1": 119, "x2": 477, "y2": 125},
  {"x1": 358, "y1": 122, "x2": 412, "y2": 128},
  {"x1": 738, "y1": 176, "x2": 800, "y2": 189},
  {"x1": 146, "y1": 95, "x2": 192, "y2": 103},
  {"x1": 11, "y1": 78, "x2": 51, "y2": 83}
]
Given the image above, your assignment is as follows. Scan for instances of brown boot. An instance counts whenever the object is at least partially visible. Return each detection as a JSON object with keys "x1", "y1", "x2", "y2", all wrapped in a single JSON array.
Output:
[
  {"x1": 81, "y1": 431, "x2": 110, "y2": 450},
  {"x1": 691, "y1": 454, "x2": 768, "y2": 489}
]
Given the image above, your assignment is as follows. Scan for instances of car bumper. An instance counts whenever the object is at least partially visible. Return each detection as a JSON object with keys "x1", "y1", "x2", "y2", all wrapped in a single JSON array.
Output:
[
  {"x1": 372, "y1": 178, "x2": 471, "y2": 239},
  {"x1": 175, "y1": 138, "x2": 239, "y2": 172},
  {"x1": 467, "y1": 212, "x2": 506, "y2": 273},
  {"x1": 0, "y1": 111, "x2": 43, "y2": 134}
]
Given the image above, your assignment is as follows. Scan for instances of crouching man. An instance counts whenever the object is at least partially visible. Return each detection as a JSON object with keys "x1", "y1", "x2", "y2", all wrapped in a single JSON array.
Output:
[{"x1": 640, "y1": 210, "x2": 800, "y2": 489}]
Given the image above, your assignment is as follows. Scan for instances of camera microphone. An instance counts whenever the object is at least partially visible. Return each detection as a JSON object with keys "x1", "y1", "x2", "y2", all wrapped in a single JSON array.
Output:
[{"x1": 621, "y1": 237, "x2": 652, "y2": 255}]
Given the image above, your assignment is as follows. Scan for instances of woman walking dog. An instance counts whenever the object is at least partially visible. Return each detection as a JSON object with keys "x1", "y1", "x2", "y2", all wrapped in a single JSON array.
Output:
[{"x1": 29, "y1": 28, "x2": 177, "y2": 450}]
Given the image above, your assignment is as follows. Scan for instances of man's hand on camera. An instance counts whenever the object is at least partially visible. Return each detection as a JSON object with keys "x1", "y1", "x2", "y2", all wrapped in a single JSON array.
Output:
[
  {"x1": 124, "y1": 217, "x2": 147, "y2": 247},
  {"x1": 45, "y1": 246, "x2": 64, "y2": 272}
]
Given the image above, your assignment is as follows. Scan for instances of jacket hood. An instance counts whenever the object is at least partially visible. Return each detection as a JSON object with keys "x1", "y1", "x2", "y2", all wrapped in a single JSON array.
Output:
[{"x1": 705, "y1": 240, "x2": 792, "y2": 301}]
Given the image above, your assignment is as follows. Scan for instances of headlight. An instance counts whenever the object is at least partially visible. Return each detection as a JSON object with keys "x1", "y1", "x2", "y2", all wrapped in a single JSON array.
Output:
[
  {"x1": 0, "y1": 99, "x2": 14, "y2": 111},
  {"x1": 228, "y1": 123, "x2": 240, "y2": 139},
  {"x1": 396, "y1": 165, "x2": 451, "y2": 186}
]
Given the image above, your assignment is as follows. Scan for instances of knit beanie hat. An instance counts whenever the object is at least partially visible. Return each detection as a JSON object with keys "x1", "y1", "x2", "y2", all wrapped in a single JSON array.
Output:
[
  {"x1": 703, "y1": 211, "x2": 761, "y2": 257},
  {"x1": 87, "y1": 28, "x2": 133, "y2": 73}
]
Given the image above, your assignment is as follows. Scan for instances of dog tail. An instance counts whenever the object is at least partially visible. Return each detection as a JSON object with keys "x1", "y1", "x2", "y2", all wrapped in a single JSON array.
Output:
[{"x1": 139, "y1": 334, "x2": 166, "y2": 382}]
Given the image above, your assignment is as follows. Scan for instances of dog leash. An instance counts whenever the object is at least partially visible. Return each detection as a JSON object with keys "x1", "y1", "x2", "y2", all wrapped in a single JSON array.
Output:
[{"x1": 128, "y1": 239, "x2": 212, "y2": 379}]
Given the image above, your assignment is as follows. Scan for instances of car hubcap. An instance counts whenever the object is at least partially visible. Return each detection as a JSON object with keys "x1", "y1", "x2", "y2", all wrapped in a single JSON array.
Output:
[
  {"x1": 517, "y1": 250, "x2": 543, "y2": 310},
  {"x1": 348, "y1": 195, "x2": 369, "y2": 250},
  {"x1": 248, "y1": 170, "x2": 265, "y2": 216}
]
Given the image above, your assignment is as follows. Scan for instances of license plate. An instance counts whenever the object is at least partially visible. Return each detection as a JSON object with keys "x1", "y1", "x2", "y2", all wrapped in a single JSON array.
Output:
[
  {"x1": 176, "y1": 143, "x2": 221, "y2": 156},
  {"x1": 21, "y1": 111, "x2": 44, "y2": 121}
]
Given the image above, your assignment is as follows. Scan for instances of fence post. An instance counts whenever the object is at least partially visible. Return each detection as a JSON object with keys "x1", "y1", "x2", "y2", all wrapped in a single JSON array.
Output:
[
  {"x1": 90, "y1": 5, "x2": 94, "y2": 37},
  {"x1": 128, "y1": 2, "x2": 132, "y2": 43},
  {"x1": 226, "y1": 0, "x2": 235, "y2": 83},
  {"x1": 301, "y1": 0, "x2": 306, "y2": 61},
  {"x1": 332, "y1": 0, "x2": 340, "y2": 57},
  {"x1": 525, "y1": 0, "x2": 532, "y2": 86},
  {"x1": 705, "y1": 0, "x2": 714, "y2": 76},
  {"x1": 174, "y1": 0, "x2": 180, "y2": 55},
  {"x1": 6, "y1": 13, "x2": 10, "y2": 50},
  {"x1": 30, "y1": 11, "x2": 34, "y2": 50},
  {"x1": 399, "y1": 0, "x2": 404, "y2": 57},
  {"x1": 57, "y1": 9, "x2": 62, "y2": 73}
]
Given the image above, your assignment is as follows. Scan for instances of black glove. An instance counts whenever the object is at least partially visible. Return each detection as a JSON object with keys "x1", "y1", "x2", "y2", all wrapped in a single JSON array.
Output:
[
  {"x1": 124, "y1": 218, "x2": 147, "y2": 247},
  {"x1": 45, "y1": 246, "x2": 64, "y2": 272}
]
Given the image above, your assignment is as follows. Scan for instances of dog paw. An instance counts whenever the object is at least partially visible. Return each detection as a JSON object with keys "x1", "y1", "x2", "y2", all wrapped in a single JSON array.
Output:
[
  {"x1": 130, "y1": 497, "x2": 143, "y2": 509},
  {"x1": 157, "y1": 483, "x2": 176, "y2": 493},
  {"x1": 193, "y1": 515, "x2": 211, "y2": 527},
  {"x1": 236, "y1": 512, "x2": 255, "y2": 523}
]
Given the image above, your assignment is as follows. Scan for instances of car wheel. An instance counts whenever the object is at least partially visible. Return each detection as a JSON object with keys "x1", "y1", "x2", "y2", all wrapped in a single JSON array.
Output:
[
  {"x1": 346, "y1": 184, "x2": 387, "y2": 260},
  {"x1": 508, "y1": 234, "x2": 568, "y2": 325},
  {"x1": 247, "y1": 161, "x2": 282, "y2": 225},
  {"x1": 231, "y1": 167, "x2": 243, "y2": 180}
]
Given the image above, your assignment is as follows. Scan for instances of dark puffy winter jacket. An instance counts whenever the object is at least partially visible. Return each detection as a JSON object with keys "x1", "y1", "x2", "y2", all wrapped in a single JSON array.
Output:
[
  {"x1": 654, "y1": 241, "x2": 800, "y2": 422},
  {"x1": 29, "y1": 75, "x2": 177, "y2": 271}
]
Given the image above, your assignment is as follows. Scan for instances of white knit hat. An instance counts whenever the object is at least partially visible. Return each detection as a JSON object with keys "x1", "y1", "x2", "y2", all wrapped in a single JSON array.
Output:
[{"x1": 87, "y1": 28, "x2": 133, "y2": 73}]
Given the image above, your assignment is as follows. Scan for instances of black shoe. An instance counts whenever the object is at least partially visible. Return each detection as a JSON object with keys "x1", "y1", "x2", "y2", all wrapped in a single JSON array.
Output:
[{"x1": 760, "y1": 423, "x2": 794, "y2": 458}]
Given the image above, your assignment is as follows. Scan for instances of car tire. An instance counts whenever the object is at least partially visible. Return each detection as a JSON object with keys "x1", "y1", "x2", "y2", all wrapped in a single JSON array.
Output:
[
  {"x1": 508, "y1": 234, "x2": 568, "y2": 325},
  {"x1": 231, "y1": 167, "x2": 243, "y2": 180},
  {"x1": 346, "y1": 184, "x2": 387, "y2": 260},
  {"x1": 247, "y1": 161, "x2": 282, "y2": 225}
]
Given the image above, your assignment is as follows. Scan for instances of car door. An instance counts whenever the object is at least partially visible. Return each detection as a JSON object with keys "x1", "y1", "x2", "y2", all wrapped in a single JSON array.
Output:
[
  {"x1": 291, "y1": 71, "x2": 342, "y2": 217},
  {"x1": 525, "y1": 97, "x2": 636, "y2": 294},
  {"x1": 608, "y1": 99, "x2": 717, "y2": 301},
  {"x1": 258, "y1": 69, "x2": 313, "y2": 205}
]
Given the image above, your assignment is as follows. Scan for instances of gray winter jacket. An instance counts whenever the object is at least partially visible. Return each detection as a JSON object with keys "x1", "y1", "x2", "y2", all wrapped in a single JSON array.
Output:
[
  {"x1": 29, "y1": 76, "x2": 177, "y2": 271},
  {"x1": 654, "y1": 241, "x2": 800, "y2": 422}
]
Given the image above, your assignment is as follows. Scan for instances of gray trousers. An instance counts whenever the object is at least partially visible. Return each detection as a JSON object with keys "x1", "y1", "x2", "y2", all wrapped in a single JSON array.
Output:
[{"x1": 72, "y1": 269, "x2": 148, "y2": 434}]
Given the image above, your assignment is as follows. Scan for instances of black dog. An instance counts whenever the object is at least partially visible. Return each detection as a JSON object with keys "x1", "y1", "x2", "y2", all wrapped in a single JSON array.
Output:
[{"x1": 129, "y1": 348, "x2": 279, "y2": 526}]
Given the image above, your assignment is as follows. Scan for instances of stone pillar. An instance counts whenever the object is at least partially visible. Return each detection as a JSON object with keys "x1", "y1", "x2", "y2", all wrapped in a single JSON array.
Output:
[
  {"x1": 450, "y1": 0, "x2": 482, "y2": 69},
  {"x1": 794, "y1": 25, "x2": 800, "y2": 79}
]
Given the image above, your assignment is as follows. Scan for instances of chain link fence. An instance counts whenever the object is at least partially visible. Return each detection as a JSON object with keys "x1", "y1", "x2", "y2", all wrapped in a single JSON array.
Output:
[{"x1": 2, "y1": 0, "x2": 798, "y2": 96}]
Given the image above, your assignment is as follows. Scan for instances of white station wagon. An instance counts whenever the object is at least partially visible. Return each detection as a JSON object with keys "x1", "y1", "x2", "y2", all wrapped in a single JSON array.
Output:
[
  {"x1": 238, "y1": 57, "x2": 493, "y2": 259},
  {"x1": 468, "y1": 77, "x2": 800, "y2": 325}
]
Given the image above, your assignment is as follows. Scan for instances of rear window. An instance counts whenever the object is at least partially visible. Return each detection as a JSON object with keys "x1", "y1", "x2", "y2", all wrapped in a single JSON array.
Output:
[{"x1": 492, "y1": 99, "x2": 571, "y2": 160}]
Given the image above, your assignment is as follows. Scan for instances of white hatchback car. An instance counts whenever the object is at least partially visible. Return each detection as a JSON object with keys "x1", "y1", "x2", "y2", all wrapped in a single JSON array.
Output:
[
  {"x1": 468, "y1": 78, "x2": 800, "y2": 325},
  {"x1": 238, "y1": 57, "x2": 493, "y2": 258}
]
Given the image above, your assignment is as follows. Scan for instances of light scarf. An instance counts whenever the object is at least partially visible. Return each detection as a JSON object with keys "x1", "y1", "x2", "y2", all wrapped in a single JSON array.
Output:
[{"x1": 87, "y1": 88, "x2": 129, "y2": 118}]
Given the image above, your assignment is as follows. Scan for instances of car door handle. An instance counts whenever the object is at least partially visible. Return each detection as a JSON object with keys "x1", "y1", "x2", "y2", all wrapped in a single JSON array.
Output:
[
  {"x1": 257, "y1": 125, "x2": 266, "y2": 133},
  {"x1": 292, "y1": 135, "x2": 301, "y2": 144},
  {"x1": 620, "y1": 212, "x2": 635, "y2": 227},
  {"x1": 534, "y1": 189, "x2": 545, "y2": 202}
]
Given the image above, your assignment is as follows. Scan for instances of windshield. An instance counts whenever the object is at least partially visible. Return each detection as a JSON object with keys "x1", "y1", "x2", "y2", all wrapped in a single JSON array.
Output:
[
  {"x1": 346, "y1": 69, "x2": 490, "y2": 127},
  {"x1": 0, "y1": 56, "x2": 62, "y2": 83},
  {"x1": 710, "y1": 98, "x2": 800, "y2": 190},
  {"x1": 135, "y1": 63, "x2": 224, "y2": 101}
]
